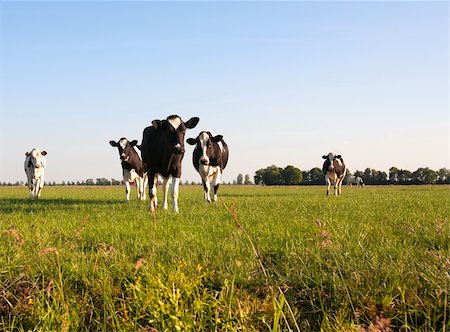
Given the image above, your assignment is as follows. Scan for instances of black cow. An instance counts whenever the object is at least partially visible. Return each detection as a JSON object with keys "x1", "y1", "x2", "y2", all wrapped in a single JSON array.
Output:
[
  {"x1": 141, "y1": 115, "x2": 199, "y2": 213},
  {"x1": 322, "y1": 153, "x2": 346, "y2": 196},
  {"x1": 187, "y1": 131, "x2": 229, "y2": 202},
  {"x1": 109, "y1": 138, "x2": 147, "y2": 201}
]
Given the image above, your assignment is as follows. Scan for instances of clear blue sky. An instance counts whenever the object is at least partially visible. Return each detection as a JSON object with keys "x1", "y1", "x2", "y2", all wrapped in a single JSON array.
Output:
[{"x1": 1, "y1": 1, "x2": 448, "y2": 183}]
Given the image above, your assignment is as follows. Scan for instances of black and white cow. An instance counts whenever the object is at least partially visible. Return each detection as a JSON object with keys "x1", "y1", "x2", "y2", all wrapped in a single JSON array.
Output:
[
  {"x1": 322, "y1": 153, "x2": 346, "y2": 196},
  {"x1": 141, "y1": 115, "x2": 199, "y2": 213},
  {"x1": 347, "y1": 176, "x2": 365, "y2": 187},
  {"x1": 187, "y1": 131, "x2": 229, "y2": 202},
  {"x1": 109, "y1": 138, "x2": 148, "y2": 201},
  {"x1": 24, "y1": 148, "x2": 47, "y2": 199}
]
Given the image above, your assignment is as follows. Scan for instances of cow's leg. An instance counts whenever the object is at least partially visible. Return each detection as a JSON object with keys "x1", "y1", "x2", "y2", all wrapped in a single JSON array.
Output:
[
  {"x1": 36, "y1": 177, "x2": 44, "y2": 199},
  {"x1": 148, "y1": 174, "x2": 158, "y2": 212},
  {"x1": 212, "y1": 170, "x2": 222, "y2": 202},
  {"x1": 325, "y1": 175, "x2": 331, "y2": 196},
  {"x1": 337, "y1": 178, "x2": 343, "y2": 195},
  {"x1": 125, "y1": 181, "x2": 131, "y2": 201},
  {"x1": 28, "y1": 179, "x2": 34, "y2": 199},
  {"x1": 203, "y1": 179, "x2": 211, "y2": 202},
  {"x1": 33, "y1": 178, "x2": 40, "y2": 199},
  {"x1": 171, "y1": 177, "x2": 180, "y2": 213},
  {"x1": 334, "y1": 179, "x2": 339, "y2": 196},
  {"x1": 162, "y1": 177, "x2": 170, "y2": 210},
  {"x1": 142, "y1": 174, "x2": 148, "y2": 200}
]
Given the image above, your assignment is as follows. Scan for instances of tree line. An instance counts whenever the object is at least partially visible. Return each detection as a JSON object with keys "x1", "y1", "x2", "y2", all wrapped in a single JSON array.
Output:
[
  {"x1": 252, "y1": 165, "x2": 450, "y2": 185},
  {"x1": 2, "y1": 167, "x2": 449, "y2": 187}
]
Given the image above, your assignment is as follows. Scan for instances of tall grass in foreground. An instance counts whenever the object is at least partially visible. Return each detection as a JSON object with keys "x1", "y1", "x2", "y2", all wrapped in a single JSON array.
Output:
[{"x1": 0, "y1": 185, "x2": 449, "y2": 331}]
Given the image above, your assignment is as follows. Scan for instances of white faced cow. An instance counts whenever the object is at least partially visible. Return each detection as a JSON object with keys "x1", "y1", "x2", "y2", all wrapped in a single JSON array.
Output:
[
  {"x1": 110, "y1": 138, "x2": 148, "y2": 201},
  {"x1": 141, "y1": 115, "x2": 199, "y2": 213},
  {"x1": 24, "y1": 148, "x2": 47, "y2": 199},
  {"x1": 322, "y1": 153, "x2": 346, "y2": 196},
  {"x1": 187, "y1": 131, "x2": 229, "y2": 202}
]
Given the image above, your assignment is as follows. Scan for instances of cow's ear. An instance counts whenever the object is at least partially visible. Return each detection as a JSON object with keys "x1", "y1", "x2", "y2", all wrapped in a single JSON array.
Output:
[
  {"x1": 186, "y1": 138, "x2": 197, "y2": 145},
  {"x1": 41, "y1": 151, "x2": 47, "y2": 156},
  {"x1": 152, "y1": 120, "x2": 163, "y2": 129},
  {"x1": 184, "y1": 117, "x2": 200, "y2": 129},
  {"x1": 336, "y1": 155, "x2": 342, "y2": 159},
  {"x1": 136, "y1": 144, "x2": 142, "y2": 151},
  {"x1": 130, "y1": 140, "x2": 138, "y2": 146},
  {"x1": 25, "y1": 152, "x2": 31, "y2": 156},
  {"x1": 211, "y1": 135, "x2": 223, "y2": 143},
  {"x1": 322, "y1": 155, "x2": 327, "y2": 159},
  {"x1": 109, "y1": 141, "x2": 119, "y2": 147}
]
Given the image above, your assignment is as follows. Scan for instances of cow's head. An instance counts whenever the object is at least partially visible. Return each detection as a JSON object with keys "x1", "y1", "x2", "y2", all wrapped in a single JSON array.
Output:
[
  {"x1": 187, "y1": 131, "x2": 223, "y2": 166},
  {"x1": 322, "y1": 153, "x2": 343, "y2": 171},
  {"x1": 152, "y1": 115, "x2": 199, "y2": 155},
  {"x1": 25, "y1": 148, "x2": 47, "y2": 169},
  {"x1": 109, "y1": 138, "x2": 138, "y2": 162}
]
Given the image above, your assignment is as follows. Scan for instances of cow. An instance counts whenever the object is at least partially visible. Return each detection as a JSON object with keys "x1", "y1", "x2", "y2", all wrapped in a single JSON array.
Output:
[
  {"x1": 187, "y1": 131, "x2": 229, "y2": 202},
  {"x1": 109, "y1": 138, "x2": 148, "y2": 201},
  {"x1": 24, "y1": 148, "x2": 47, "y2": 199},
  {"x1": 322, "y1": 153, "x2": 346, "y2": 196},
  {"x1": 347, "y1": 175, "x2": 365, "y2": 187},
  {"x1": 141, "y1": 115, "x2": 199, "y2": 213}
]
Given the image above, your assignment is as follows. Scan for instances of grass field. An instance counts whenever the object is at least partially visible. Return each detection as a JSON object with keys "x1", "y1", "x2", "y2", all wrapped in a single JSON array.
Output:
[{"x1": 0, "y1": 185, "x2": 449, "y2": 331}]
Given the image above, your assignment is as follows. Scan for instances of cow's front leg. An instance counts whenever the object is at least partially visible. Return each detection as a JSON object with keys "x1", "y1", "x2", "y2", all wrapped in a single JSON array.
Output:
[
  {"x1": 325, "y1": 176, "x2": 331, "y2": 196},
  {"x1": 148, "y1": 175, "x2": 158, "y2": 212},
  {"x1": 125, "y1": 181, "x2": 131, "y2": 202},
  {"x1": 162, "y1": 177, "x2": 170, "y2": 210},
  {"x1": 202, "y1": 179, "x2": 211, "y2": 203},
  {"x1": 141, "y1": 174, "x2": 148, "y2": 200},
  {"x1": 212, "y1": 170, "x2": 222, "y2": 202},
  {"x1": 337, "y1": 179, "x2": 343, "y2": 195},
  {"x1": 28, "y1": 180, "x2": 34, "y2": 199},
  {"x1": 171, "y1": 177, "x2": 180, "y2": 213},
  {"x1": 36, "y1": 177, "x2": 44, "y2": 199}
]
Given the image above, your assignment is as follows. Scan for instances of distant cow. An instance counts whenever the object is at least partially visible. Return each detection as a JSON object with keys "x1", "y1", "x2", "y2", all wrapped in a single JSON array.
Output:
[
  {"x1": 24, "y1": 148, "x2": 47, "y2": 199},
  {"x1": 347, "y1": 176, "x2": 365, "y2": 187},
  {"x1": 141, "y1": 115, "x2": 199, "y2": 213},
  {"x1": 109, "y1": 138, "x2": 148, "y2": 201},
  {"x1": 187, "y1": 131, "x2": 229, "y2": 202},
  {"x1": 322, "y1": 153, "x2": 346, "y2": 196}
]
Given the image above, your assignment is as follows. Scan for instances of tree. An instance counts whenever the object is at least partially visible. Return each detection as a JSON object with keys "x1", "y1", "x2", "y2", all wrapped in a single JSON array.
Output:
[
  {"x1": 244, "y1": 174, "x2": 253, "y2": 185},
  {"x1": 254, "y1": 169, "x2": 265, "y2": 185},
  {"x1": 237, "y1": 174, "x2": 243, "y2": 185},
  {"x1": 412, "y1": 167, "x2": 437, "y2": 184},
  {"x1": 389, "y1": 167, "x2": 400, "y2": 183},
  {"x1": 262, "y1": 165, "x2": 283, "y2": 185},
  {"x1": 437, "y1": 168, "x2": 450, "y2": 184},
  {"x1": 281, "y1": 165, "x2": 302, "y2": 185}
]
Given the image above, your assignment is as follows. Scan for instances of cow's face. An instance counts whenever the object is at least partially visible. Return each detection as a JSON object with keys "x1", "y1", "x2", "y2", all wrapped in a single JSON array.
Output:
[
  {"x1": 322, "y1": 153, "x2": 343, "y2": 171},
  {"x1": 25, "y1": 148, "x2": 47, "y2": 170},
  {"x1": 187, "y1": 131, "x2": 223, "y2": 166},
  {"x1": 152, "y1": 115, "x2": 199, "y2": 155},
  {"x1": 109, "y1": 138, "x2": 138, "y2": 162}
]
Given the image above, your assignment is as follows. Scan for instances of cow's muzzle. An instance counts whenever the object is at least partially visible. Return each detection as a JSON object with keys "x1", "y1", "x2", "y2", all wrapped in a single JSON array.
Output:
[{"x1": 200, "y1": 158, "x2": 209, "y2": 166}]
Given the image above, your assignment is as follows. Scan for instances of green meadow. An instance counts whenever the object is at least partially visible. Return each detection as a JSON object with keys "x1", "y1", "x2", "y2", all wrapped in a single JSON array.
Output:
[{"x1": 0, "y1": 185, "x2": 449, "y2": 331}]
